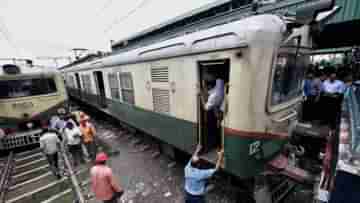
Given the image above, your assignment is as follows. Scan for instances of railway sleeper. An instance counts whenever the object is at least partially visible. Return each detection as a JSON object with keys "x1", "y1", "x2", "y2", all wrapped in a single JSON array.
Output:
[{"x1": 6, "y1": 167, "x2": 89, "y2": 203}]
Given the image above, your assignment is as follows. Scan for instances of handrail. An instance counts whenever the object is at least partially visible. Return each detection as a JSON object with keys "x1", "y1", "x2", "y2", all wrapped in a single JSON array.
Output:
[
  {"x1": 346, "y1": 86, "x2": 360, "y2": 153},
  {"x1": 0, "y1": 152, "x2": 14, "y2": 203},
  {"x1": 59, "y1": 145, "x2": 86, "y2": 203}
]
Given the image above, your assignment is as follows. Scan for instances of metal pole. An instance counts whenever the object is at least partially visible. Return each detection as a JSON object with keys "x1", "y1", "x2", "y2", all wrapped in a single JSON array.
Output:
[{"x1": 60, "y1": 147, "x2": 86, "y2": 203}]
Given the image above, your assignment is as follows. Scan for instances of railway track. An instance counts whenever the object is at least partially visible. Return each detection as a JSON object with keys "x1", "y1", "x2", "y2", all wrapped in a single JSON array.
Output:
[
  {"x1": 3, "y1": 147, "x2": 92, "y2": 203},
  {"x1": 76, "y1": 103, "x2": 306, "y2": 203}
]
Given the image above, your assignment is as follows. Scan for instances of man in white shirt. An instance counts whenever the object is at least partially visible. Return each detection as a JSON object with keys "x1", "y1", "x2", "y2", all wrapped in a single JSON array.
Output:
[
  {"x1": 40, "y1": 127, "x2": 61, "y2": 179},
  {"x1": 204, "y1": 79, "x2": 225, "y2": 111},
  {"x1": 322, "y1": 72, "x2": 344, "y2": 129},
  {"x1": 63, "y1": 122, "x2": 84, "y2": 167},
  {"x1": 200, "y1": 78, "x2": 225, "y2": 151},
  {"x1": 323, "y1": 73, "x2": 345, "y2": 94}
]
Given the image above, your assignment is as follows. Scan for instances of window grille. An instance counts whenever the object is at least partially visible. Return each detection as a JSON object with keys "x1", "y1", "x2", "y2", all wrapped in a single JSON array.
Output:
[
  {"x1": 119, "y1": 72, "x2": 135, "y2": 104},
  {"x1": 108, "y1": 73, "x2": 120, "y2": 100}
]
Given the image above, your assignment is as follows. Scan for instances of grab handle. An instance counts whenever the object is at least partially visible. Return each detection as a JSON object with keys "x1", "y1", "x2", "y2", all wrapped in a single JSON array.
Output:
[{"x1": 272, "y1": 110, "x2": 297, "y2": 123}]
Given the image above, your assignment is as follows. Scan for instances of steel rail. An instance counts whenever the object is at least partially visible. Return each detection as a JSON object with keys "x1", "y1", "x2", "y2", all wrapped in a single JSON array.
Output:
[
  {"x1": 59, "y1": 145, "x2": 86, "y2": 203},
  {"x1": 0, "y1": 152, "x2": 14, "y2": 203}
]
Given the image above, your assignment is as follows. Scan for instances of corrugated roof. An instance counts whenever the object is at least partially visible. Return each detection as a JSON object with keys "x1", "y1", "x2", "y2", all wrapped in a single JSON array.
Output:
[{"x1": 327, "y1": 0, "x2": 360, "y2": 24}]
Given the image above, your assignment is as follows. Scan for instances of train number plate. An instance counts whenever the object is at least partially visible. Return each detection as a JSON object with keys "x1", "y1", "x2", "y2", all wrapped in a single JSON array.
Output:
[{"x1": 249, "y1": 141, "x2": 262, "y2": 156}]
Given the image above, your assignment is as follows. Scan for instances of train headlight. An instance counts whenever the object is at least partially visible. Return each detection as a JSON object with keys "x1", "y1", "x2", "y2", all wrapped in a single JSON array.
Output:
[
  {"x1": 57, "y1": 108, "x2": 66, "y2": 115},
  {"x1": 26, "y1": 122, "x2": 34, "y2": 129}
]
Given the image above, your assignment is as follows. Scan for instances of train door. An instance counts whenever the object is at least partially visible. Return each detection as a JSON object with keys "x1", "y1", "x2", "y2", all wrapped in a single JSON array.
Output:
[
  {"x1": 75, "y1": 73, "x2": 82, "y2": 99},
  {"x1": 93, "y1": 71, "x2": 107, "y2": 108},
  {"x1": 197, "y1": 59, "x2": 230, "y2": 156}
]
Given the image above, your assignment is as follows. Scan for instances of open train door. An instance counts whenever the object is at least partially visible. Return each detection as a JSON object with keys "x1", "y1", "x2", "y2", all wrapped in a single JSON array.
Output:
[
  {"x1": 93, "y1": 71, "x2": 107, "y2": 108},
  {"x1": 197, "y1": 59, "x2": 229, "y2": 159}
]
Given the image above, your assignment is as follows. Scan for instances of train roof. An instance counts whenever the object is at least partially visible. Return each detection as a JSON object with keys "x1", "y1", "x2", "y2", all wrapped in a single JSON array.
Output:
[
  {"x1": 63, "y1": 14, "x2": 285, "y2": 72},
  {"x1": 0, "y1": 64, "x2": 59, "y2": 77},
  {"x1": 111, "y1": 0, "x2": 232, "y2": 49}
]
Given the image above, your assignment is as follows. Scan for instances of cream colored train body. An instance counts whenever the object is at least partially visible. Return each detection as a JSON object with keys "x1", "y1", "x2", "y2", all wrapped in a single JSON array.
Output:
[
  {"x1": 62, "y1": 14, "x2": 311, "y2": 178},
  {"x1": 0, "y1": 64, "x2": 68, "y2": 150}
]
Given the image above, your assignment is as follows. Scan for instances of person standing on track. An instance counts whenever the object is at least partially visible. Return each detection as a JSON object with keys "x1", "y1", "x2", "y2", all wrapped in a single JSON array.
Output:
[
  {"x1": 40, "y1": 126, "x2": 62, "y2": 179},
  {"x1": 184, "y1": 145, "x2": 224, "y2": 203},
  {"x1": 63, "y1": 122, "x2": 84, "y2": 168},
  {"x1": 79, "y1": 114, "x2": 97, "y2": 161},
  {"x1": 91, "y1": 152, "x2": 124, "y2": 203}
]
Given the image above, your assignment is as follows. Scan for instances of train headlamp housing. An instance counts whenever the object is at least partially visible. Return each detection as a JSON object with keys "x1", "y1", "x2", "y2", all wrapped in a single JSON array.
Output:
[
  {"x1": 26, "y1": 122, "x2": 34, "y2": 129},
  {"x1": 57, "y1": 108, "x2": 66, "y2": 115},
  {"x1": 2, "y1": 64, "x2": 21, "y2": 75}
]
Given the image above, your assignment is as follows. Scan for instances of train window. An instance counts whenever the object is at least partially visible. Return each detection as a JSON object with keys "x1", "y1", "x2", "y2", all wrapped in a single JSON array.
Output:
[
  {"x1": 81, "y1": 74, "x2": 92, "y2": 94},
  {"x1": 119, "y1": 72, "x2": 135, "y2": 105},
  {"x1": 0, "y1": 78, "x2": 57, "y2": 99},
  {"x1": 271, "y1": 52, "x2": 306, "y2": 106},
  {"x1": 67, "y1": 75, "x2": 76, "y2": 88},
  {"x1": 108, "y1": 73, "x2": 120, "y2": 100}
]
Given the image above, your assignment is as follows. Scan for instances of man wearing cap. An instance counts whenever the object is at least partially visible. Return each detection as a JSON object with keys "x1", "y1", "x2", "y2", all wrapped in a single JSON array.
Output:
[
  {"x1": 91, "y1": 152, "x2": 124, "y2": 203},
  {"x1": 79, "y1": 115, "x2": 97, "y2": 161},
  {"x1": 184, "y1": 145, "x2": 224, "y2": 203}
]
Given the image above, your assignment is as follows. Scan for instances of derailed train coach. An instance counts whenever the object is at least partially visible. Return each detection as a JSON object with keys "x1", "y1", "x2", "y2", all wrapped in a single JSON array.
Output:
[
  {"x1": 61, "y1": 0, "x2": 334, "y2": 198},
  {"x1": 0, "y1": 64, "x2": 68, "y2": 150}
]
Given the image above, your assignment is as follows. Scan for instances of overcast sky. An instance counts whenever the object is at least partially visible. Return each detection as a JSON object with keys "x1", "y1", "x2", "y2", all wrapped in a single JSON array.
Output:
[{"x1": 0, "y1": 0, "x2": 217, "y2": 66}]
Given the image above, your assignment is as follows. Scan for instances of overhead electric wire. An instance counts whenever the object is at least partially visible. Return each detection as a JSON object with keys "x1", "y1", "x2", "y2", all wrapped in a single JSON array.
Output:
[{"x1": 104, "y1": 0, "x2": 150, "y2": 34}]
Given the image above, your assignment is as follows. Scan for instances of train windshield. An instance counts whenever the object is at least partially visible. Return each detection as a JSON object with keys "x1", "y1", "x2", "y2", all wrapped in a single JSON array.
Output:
[
  {"x1": 0, "y1": 78, "x2": 57, "y2": 99},
  {"x1": 270, "y1": 47, "x2": 307, "y2": 106}
]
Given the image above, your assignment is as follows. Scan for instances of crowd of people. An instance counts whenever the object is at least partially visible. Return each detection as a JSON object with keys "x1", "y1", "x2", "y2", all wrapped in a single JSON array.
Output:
[
  {"x1": 38, "y1": 107, "x2": 225, "y2": 203},
  {"x1": 302, "y1": 67, "x2": 353, "y2": 129},
  {"x1": 39, "y1": 110, "x2": 125, "y2": 203}
]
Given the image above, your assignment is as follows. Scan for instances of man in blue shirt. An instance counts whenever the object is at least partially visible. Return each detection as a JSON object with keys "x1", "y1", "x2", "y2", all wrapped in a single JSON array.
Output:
[{"x1": 184, "y1": 145, "x2": 224, "y2": 203}]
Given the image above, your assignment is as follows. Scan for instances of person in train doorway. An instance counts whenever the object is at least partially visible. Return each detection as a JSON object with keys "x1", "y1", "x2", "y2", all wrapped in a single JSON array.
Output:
[
  {"x1": 91, "y1": 152, "x2": 124, "y2": 203},
  {"x1": 184, "y1": 145, "x2": 224, "y2": 203},
  {"x1": 200, "y1": 77, "x2": 225, "y2": 151},
  {"x1": 322, "y1": 71, "x2": 345, "y2": 130},
  {"x1": 303, "y1": 71, "x2": 322, "y2": 122},
  {"x1": 40, "y1": 125, "x2": 62, "y2": 179},
  {"x1": 63, "y1": 122, "x2": 85, "y2": 168},
  {"x1": 79, "y1": 114, "x2": 97, "y2": 161}
]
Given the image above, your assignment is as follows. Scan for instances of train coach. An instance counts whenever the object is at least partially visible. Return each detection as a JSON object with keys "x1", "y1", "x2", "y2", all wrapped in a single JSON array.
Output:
[
  {"x1": 61, "y1": 2, "x2": 334, "y2": 199},
  {"x1": 0, "y1": 64, "x2": 68, "y2": 150},
  {"x1": 63, "y1": 13, "x2": 309, "y2": 177}
]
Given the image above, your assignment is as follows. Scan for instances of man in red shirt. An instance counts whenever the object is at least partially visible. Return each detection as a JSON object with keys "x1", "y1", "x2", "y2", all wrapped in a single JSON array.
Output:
[{"x1": 91, "y1": 153, "x2": 124, "y2": 203}]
